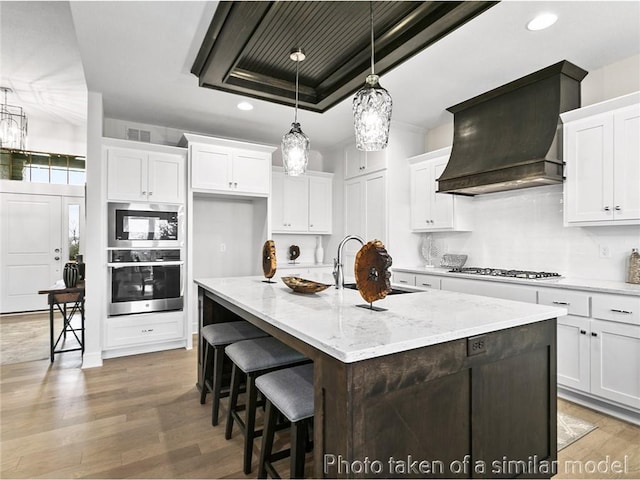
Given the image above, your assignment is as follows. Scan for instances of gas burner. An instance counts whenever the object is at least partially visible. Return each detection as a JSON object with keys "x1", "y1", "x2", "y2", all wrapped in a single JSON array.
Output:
[{"x1": 450, "y1": 267, "x2": 562, "y2": 280}]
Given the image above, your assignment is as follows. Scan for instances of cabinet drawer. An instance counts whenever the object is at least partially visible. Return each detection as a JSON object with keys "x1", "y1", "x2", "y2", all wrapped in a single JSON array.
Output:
[
  {"x1": 414, "y1": 273, "x2": 441, "y2": 289},
  {"x1": 538, "y1": 288, "x2": 590, "y2": 317},
  {"x1": 106, "y1": 313, "x2": 184, "y2": 347},
  {"x1": 592, "y1": 293, "x2": 640, "y2": 325},
  {"x1": 393, "y1": 271, "x2": 415, "y2": 286}
]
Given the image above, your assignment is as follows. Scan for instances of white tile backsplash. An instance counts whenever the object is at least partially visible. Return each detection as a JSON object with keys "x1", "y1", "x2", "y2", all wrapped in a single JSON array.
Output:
[{"x1": 399, "y1": 185, "x2": 639, "y2": 282}]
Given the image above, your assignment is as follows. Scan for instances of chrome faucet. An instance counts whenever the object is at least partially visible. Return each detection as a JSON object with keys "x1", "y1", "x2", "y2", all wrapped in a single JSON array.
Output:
[{"x1": 333, "y1": 235, "x2": 365, "y2": 289}]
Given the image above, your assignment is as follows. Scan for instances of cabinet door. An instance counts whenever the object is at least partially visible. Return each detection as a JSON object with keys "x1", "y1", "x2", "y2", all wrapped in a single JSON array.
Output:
[
  {"x1": 283, "y1": 175, "x2": 309, "y2": 232},
  {"x1": 308, "y1": 176, "x2": 332, "y2": 233},
  {"x1": 232, "y1": 150, "x2": 271, "y2": 195},
  {"x1": 363, "y1": 171, "x2": 387, "y2": 243},
  {"x1": 440, "y1": 277, "x2": 537, "y2": 303},
  {"x1": 147, "y1": 152, "x2": 184, "y2": 204},
  {"x1": 613, "y1": 105, "x2": 640, "y2": 221},
  {"x1": 565, "y1": 114, "x2": 614, "y2": 223},
  {"x1": 557, "y1": 315, "x2": 590, "y2": 391},
  {"x1": 191, "y1": 144, "x2": 232, "y2": 191},
  {"x1": 271, "y1": 171, "x2": 286, "y2": 231},
  {"x1": 431, "y1": 158, "x2": 454, "y2": 229},
  {"x1": 107, "y1": 147, "x2": 148, "y2": 202},
  {"x1": 590, "y1": 319, "x2": 640, "y2": 408},
  {"x1": 414, "y1": 273, "x2": 441, "y2": 289},
  {"x1": 364, "y1": 149, "x2": 387, "y2": 174},
  {"x1": 344, "y1": 143, "x2": 365, "y2": 179},
  {"x1": 410, "y1": 163, "x2": 430, "y2": 229}
]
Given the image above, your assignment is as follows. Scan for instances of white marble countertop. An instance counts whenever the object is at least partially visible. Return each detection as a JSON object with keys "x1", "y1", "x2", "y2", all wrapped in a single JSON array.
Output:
[
  {"x1": 195, "y1": 276, "x2": 566, "y2": 363},
  {"x1": 393, "y1": 266, "x2": 640, "y2": 296}
]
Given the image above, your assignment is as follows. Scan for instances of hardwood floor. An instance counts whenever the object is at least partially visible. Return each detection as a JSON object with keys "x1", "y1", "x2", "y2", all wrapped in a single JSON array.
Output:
[{"x1": 1, "y1": 342, "x2": 638, "y2": 479}]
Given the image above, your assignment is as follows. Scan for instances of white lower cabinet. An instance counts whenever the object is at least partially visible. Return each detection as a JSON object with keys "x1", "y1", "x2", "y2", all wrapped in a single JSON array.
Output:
[
  {"x1": 440, "y1": 277, "x2": 537, "y2": 303},
  {"x1": 556, "y1": 315, "x2": 591, "y2": 391},
  {"x1": 392, "y1": 271, "x2": 441, "y2": 290},
  {"x1": 104, "y1": 311, "x2": 186, "y2": 356}
]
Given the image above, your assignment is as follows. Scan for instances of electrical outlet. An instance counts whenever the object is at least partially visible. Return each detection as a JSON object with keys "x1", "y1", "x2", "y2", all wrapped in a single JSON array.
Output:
[
  {"x1": 220, "y1": 243, "x2": 226, "y2": 253},
  {"x1": 467, "y1": 335, "x2": 487, "y2": 356},
  {"x1": 599, "y1": 245, "x2": 611, "y2": 258}
]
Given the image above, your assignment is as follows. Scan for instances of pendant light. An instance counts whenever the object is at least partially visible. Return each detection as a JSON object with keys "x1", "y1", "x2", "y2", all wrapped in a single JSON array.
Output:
[
  {"x1": 352, "y1": 2, "x2": 392, "y2": 151},
  {"x1": 0, "y1": 87, "x2": 28, "y2": 150},
  {"x1": 281, "y1": 48, "x2": 310, "y2": 176}
]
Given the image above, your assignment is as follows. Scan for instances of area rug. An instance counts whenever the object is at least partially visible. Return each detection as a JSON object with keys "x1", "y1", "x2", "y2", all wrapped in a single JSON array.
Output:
[{"x1": 558, "y1": 411, "x2": 597, "y2": 451}]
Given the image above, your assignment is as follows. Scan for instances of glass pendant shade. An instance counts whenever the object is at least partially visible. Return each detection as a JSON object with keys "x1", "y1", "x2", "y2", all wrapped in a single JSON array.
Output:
[
  {"x1": 281, "y1": 122, "x2": 310, "y2": 176},
  {"x1": 353, "y1": 74, "x2": 392, "y2": 151},
  {"x1": 0, "y1": 87, "x2": 28, "y2": 150},
  {"x1": 281, "y1": 47, "x2": 309, "y2": 176}
]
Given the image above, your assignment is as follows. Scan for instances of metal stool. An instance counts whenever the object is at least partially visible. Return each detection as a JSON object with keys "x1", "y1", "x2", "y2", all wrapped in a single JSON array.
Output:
[
  {"x1": 200, "y1": 321, "x2": 268, "y2": 426},
  {"x1": 225, "y1": 337, "x2": 309, "y2": 474},
  {"x1": 256, "y1": 363, "x2": 314, "y2": 479}
]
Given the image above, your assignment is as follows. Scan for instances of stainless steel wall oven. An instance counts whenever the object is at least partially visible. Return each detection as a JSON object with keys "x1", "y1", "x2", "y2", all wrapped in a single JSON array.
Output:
[{"x1": 108, "y1": 249, "x2": 183, "y2": 316}]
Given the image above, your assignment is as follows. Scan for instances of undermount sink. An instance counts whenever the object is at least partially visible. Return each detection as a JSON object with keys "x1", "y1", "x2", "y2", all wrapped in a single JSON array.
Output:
[{"x1": 342, "y1": 283, "x2": 415, "y2": 295}]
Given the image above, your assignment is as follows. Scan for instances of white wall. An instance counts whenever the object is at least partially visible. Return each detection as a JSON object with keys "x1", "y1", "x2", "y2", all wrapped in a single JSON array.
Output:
[
  {"x1": 401, "y1": 185, "x2": 639, "y2": 282},
  {"x1": 26, "y1": 115, "x2": 87, "y2": 156}
]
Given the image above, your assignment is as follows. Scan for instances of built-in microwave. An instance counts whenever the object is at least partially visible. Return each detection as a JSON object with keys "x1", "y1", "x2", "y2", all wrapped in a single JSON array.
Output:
[{"x1": 108, "y1": 203, "x2": 183, "y2": 248}]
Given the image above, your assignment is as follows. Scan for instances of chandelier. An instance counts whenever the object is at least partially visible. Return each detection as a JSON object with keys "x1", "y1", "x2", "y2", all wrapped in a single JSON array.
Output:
[
  {"x1": 0, "y1": 87, "x2": 28, "y2": 150},
  {"x1": 281, "y1": 47, "x2": 310, "y2": 176},
  {"x1": 352, "y1": 2, "x2": 392, "y2": 151}
]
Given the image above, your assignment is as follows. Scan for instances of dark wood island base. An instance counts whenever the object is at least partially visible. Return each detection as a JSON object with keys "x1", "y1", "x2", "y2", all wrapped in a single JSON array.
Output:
[{"x1": 198, "y1": 285, "x2": 557, "y2": 479}]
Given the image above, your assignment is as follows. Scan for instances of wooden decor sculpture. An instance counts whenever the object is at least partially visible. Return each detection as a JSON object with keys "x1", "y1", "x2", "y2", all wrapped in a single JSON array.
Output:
[
  {"x1": 289, "y1": 245, "x2": 300, "y2": 264},
  {"x1": 354, "y1": 239, "x2": 392, "y2": 311},
  {"x1": 262, "y1": 240, "x2": 277, "y2": 283}
]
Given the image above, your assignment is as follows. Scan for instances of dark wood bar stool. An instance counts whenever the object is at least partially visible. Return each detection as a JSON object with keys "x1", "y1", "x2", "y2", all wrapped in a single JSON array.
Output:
[
  {"x1": 225, "y1": 337, "x2": 309, "y2": 474},
  {"x1": 200, "y1": 321, "x2": 268, "y2": 426},
  {"x1": 255, "y1": 363, "x2": 314, "y2": 479}
]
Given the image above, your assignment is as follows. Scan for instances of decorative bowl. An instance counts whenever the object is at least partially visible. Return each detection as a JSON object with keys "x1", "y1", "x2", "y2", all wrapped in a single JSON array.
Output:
[
  {"x1": 440, "y1": 253, "x2": 468, "y2": 269},
  {"x1": 281, "y1": 276, "x2": 331, "y2": 294}
]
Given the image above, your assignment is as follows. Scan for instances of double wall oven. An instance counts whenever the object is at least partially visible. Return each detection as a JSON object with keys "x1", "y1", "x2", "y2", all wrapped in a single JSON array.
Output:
[{"x1": 107, "y1": 203, "x2": 184, "y2": 316}]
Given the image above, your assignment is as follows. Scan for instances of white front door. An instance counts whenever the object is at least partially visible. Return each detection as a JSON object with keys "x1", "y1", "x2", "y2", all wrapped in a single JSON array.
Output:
[{"x1": 1, "y1": 193, "x2": 63, "y2": 313}]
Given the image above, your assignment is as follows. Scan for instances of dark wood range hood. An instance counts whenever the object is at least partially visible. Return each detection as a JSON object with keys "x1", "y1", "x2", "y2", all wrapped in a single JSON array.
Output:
[
  {"x1": 191, "y1": 1, "x2": 496, "y2": 113},
  {"x1": 438, "y1": 60, "x2": 588, "y2": 196}
]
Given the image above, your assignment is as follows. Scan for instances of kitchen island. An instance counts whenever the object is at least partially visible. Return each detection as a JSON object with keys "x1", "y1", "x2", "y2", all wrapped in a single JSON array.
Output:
[{"x1": 196, "y1": 276, "x2": 566, "y2": 478}]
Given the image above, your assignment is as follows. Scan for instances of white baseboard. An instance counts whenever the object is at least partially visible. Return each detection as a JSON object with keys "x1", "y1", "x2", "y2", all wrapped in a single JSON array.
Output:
[{"x1": 558, "y1": 387, "x2": 640, "y2": 426}]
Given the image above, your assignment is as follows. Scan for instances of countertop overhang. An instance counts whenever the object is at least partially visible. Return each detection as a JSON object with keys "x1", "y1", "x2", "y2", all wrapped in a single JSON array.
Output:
[{"x1": 195, "y1": 276, "x2": 566, "y2": 363}]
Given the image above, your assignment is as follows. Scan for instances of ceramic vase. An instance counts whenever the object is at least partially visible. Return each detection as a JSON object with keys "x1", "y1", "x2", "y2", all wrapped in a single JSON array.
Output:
[
  {"x1": 63, "y1": 263, "x2": 79, "y2": 288},
  {"x1": 314, "y1": 236, "x2": 324, "y2": 264}
]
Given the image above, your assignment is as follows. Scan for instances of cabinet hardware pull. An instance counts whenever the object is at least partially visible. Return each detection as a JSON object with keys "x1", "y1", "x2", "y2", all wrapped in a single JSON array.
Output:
[
  {"x1": 54, "y1": 256, "x2": 60, "y2": 261},
  {"x1": 149, "y1": 192, "x2": 153, "y2": 195},
  {"x1": 580, "y1": 330, "x2": 587, "y2": 335},
  {"x1": 234, "y1": 182, "x2": 238, "y2": 188},
  {"x1": 310, "y1": 224, "x2": 313, "y2": 227},
  {"x1": 228, "y1": 182, "x2": 232, "y2": 188},
  {"x1": 610, "y1": 309, "x2": 632, "y2": 314},
  {"x1": 603, "y1": 206, "x2": 610, "y2": 211},
  {"x1": 399, "y1": 280, "x2": 408, "y2": 284},
  {"x1": 54, "y1": 248, "x2": 60, "y2": 253},
  {"x1": 421, "y1": 283, "x2": 431, "y2": 287},
  {"x1": 142, "y1": 191, "x2": 146, "y2": 195},
  {"x1": 552, "y1": 301, "x2": 570, "y2": 305},
  {"x1": 591, "y1": 332, "x2": 598, "y2": 337},
  {"x1": 614, "y1": 205, "x2": 621, "y2": 211}
]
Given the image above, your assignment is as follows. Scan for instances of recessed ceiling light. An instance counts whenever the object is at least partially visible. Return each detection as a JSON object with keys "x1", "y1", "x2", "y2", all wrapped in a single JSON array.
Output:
[
  {"x1": 527, "y1": 13, "x2": 558, "y2": 31},
  {"x1": 237, "y1": 101, "x2": 253, "y2": 111}
]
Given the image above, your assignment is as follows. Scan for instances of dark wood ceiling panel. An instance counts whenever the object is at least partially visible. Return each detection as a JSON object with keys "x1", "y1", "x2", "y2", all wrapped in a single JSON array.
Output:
[{"x1": 191, "y1": 1, "x2": 498, "y2": 113}]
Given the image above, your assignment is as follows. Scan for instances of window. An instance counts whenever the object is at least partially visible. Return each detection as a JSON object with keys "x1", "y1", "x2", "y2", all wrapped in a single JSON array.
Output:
[{"x1": 0, "y1": 148, "x2": 86, "y2": 185}]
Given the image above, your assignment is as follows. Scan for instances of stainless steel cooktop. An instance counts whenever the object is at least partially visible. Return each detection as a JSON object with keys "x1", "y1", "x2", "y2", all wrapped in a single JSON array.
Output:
[{"x1": 449, "y1": 267, "x2": 562, "y2": 280}]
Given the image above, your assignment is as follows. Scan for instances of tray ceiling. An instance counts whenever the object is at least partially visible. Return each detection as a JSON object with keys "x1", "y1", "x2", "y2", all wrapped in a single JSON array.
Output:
[{"x1": 192, "y1": 1, "x2": 497, "y2": 113}]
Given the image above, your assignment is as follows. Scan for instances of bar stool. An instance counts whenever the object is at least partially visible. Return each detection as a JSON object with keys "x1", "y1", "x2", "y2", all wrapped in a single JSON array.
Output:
[
  {"x1": 200, "y1": 321, "x2": 268, "y2": 426},
  {"x1": 256, "y1": 363, "x2": 314, "y2": 479},
  {"x1": 225, "y1": 337, "x2": 309, "y2": 474}
]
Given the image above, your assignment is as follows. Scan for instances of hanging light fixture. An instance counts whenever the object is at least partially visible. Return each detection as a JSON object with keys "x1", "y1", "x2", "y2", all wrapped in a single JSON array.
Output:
[
  {"x1": 281, "y1": 47, "x2": 310, "y2": 176},
  {"x1": 353, "y1": 2, "x2": 392, "y2": 151},
  {"x1": 0, "y1": 87, "x2": 28, "y2": 151}
]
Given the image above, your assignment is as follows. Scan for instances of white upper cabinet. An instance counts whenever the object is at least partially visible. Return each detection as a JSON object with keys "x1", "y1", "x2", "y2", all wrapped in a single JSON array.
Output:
[
  {"x1": 409, "y1": 147, "x2": 472, "y2": 231},
  {"x1": 181, "y1": 134, "x2": 275, "y2": 197},
  {"x1": 344, "y1": 143, "x2": 388, "y2": 179},
  {"x1": 105, "y1": 142, "x2": 186, "y2": 204},
  {"x1": 563, "y1": 92, "x2": 640, "y2": 226},
  {"x1": 272, "y1": 168, "x2": 333, "y2": 234}
]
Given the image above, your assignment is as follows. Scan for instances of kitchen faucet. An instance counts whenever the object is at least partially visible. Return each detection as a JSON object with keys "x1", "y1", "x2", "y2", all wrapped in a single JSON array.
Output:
[{"x1": 333, "y1": 235, "x2": 365, "y2": 289}]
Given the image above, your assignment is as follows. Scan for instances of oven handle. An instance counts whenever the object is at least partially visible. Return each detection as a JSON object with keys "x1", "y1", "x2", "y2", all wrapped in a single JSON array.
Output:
[{"x1": 107, "y1": 261, "x2": 184, "y2": 267}]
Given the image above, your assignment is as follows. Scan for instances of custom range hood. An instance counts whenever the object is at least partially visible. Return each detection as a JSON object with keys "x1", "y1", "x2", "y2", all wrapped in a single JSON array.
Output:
[{"x1": 438, "y1": 60, "x2": 588, "y2": 195}]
